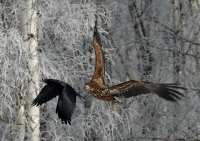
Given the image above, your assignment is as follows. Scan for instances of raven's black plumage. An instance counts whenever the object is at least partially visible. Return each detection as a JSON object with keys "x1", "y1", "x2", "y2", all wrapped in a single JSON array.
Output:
[{"x1": 32, "y1": 79, "x2": 84, "y2": 124}]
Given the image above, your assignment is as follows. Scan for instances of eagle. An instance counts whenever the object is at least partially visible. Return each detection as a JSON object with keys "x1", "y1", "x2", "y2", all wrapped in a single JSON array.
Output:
[
  {"x1": 85, "y1": 20, "x2": 186, "y2": 107},
  {"x1": 32, "y1": 79, "x2": 84, "y2": 124}
]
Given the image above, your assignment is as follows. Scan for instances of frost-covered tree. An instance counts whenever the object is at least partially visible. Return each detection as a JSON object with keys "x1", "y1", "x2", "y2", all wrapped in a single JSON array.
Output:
[{"x1": 0, "y1": 0, "x2": 199, "y2": 140}]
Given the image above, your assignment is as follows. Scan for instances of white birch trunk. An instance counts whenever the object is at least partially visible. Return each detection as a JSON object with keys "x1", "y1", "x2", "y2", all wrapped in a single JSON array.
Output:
[
  {"x1": 180, "y1": 1, "x2": 189, "y2": 138},
  {"x1": 21, "y1": 0, "x2": 40, "y2": 140},
  {"x1": 190, "y1": 0, "x2": 200, "y2": 139},
  {"x1": 172, "y1": 0, "x2": 180, "y2": 139},
  {"x1": 173, "y1": 0, "x2": 179, "y2": 31},
  {"x1": 18, "y1": 105, "x2": 25, "y2": 140}
]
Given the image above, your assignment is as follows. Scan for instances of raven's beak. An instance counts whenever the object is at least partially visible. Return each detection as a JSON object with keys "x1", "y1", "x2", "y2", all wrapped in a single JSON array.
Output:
[{"x1": 77, "y1": 93, "x2": 86, "y2": 100}]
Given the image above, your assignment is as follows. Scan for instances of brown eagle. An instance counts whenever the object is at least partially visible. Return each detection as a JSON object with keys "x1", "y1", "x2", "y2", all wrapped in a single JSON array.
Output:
[{"x1": 85, "y1": 20, "x2": 186, "y2": 107}]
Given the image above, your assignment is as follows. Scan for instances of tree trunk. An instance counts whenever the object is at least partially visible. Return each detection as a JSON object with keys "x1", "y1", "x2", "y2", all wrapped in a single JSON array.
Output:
[
  {"x1": 18, "y1": 105, "x2": 25, "y2": 140},
  {"x1": 21, "y1": 0, "x2": 40, "y2": 140},
  {"x1": 189, "y1": 0, "x2": 200, "y2": 139},
  {"x1": 173, "y1": 0, "x2": 180, "y2": 81}
]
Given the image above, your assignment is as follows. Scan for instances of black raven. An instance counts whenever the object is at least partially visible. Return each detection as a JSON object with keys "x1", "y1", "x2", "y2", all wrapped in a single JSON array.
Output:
[{"x1": 32, "y1": 79, "x2": 85, "y2": 124}]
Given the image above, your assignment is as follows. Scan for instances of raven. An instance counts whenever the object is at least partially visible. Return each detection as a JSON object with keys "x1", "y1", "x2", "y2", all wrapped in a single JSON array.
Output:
[{"x1": 32, "y1": 79, "x2": 84, "y2": 124}]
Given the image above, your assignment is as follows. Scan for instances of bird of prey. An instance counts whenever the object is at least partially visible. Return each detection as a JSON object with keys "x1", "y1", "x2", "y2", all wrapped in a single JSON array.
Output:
[
  {"x1": 32, "y1": 79, "x2": 84, "y2": 124},
  {"x1": 85, "y1": 20, "x2": 186, "y2": 107}
]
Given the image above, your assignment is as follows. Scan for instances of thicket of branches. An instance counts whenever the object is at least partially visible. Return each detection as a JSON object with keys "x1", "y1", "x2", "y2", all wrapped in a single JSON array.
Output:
[{"x1": 0, "y1": 0, "x2": 199, "y2": 140}]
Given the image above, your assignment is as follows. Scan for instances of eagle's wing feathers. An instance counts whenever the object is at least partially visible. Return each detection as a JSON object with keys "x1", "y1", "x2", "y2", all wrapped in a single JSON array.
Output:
[
  {"x1": 109, "y1": 80, "x2": 185, "y2": 102},
  {"x1": 92, "y1": 20, "x2": 105, "y2": 84}
]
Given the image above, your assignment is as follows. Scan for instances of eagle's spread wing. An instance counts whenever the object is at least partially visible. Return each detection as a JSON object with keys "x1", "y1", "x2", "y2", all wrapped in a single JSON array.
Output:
[
  {"x1": 92, "y1": 20, "x2": 105, "y2": 84},
  {"x1": 108, "y1": 80, "x2": 185, "y2": 102},
  {"x1": 56, "y1": 85, "x2": 77, "y2": 124},
  {"x1": 32, "y1": 85, "x2": 59, "y2": 106}
]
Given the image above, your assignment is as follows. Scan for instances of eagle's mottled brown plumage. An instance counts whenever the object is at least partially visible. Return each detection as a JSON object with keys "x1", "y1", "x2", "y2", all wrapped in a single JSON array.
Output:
[{"x1": 85, "y1": 20, "x2": 186, "y2": 107}]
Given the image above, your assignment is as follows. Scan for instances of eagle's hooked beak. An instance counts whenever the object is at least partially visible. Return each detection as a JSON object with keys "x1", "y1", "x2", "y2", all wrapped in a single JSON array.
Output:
[{"x1": 85, "y1": 85, "x2": 90, "y2": 90}]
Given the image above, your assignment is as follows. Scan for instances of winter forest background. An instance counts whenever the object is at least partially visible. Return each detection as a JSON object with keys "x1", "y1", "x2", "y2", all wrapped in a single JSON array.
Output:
[{"x1": 0, "y1": 0, "x2": 199, "y2": 140}]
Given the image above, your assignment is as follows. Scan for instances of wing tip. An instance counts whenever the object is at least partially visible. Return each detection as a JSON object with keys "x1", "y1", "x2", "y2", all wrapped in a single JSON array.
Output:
[
  {"x1": 56, "y1": 97, "x2": 75, "y2": 125},
  {"x1": 94, "y1": 20, "x2": 98, "y2": 32},
  {"x1": 157, "y1": 84, "x2": 186, "y2": 102},
  {"x1": 31, "y1": 101, "x2": 43, "y2": 107},
  {"x1": 32, "y1": 99, "x2": 40, "y2": 106}
]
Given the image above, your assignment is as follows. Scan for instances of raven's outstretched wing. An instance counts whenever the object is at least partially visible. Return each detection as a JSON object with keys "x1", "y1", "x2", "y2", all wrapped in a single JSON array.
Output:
[{"x1": 32, "y1": 85, "x2": 59, "y2": 106}]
